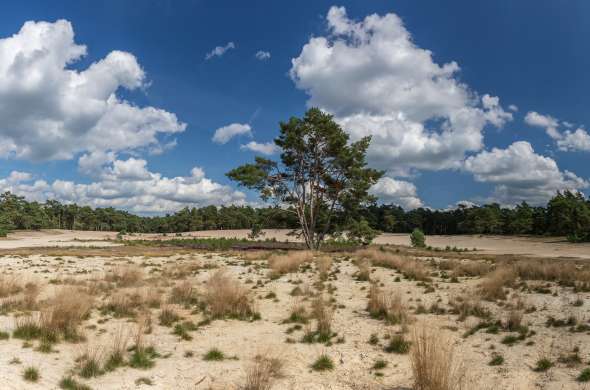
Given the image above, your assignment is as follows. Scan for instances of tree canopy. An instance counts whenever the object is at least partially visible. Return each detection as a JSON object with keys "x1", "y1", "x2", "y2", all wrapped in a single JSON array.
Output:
[{"x1": 227, "y1": 108, "x2": 383, "y2": 249}]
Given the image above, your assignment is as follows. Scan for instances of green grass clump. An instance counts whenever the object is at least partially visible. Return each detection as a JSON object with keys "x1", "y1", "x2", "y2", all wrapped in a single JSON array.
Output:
[
  {"x1": 384, "y1": 335, "x2": 410, "y2": 354},
  {"x1": 533, "y1": 358, "x2": 553, "y2": 372},
  {"x1": 59, "y1": 376, "x2": 92, "y2": 390},
  {"x1": 372, "y1": 359, "x2": 387, "y2": 370},
  {"x1": 129, "y1": 346, "x2": 159, "y2": 369},
  {"x1": 488, "y1": 354, "x2": 504, "y2": 366},
  {"x1": 203, "y1": 348, "x2": 225, "y2": 361},
  {"x1": 577, "y1": 368, "x2": 590, "y2": 382},
  {"x1": 79, "y1": 357, "x2": 103, "y2": 378},
  {"x1": 311, "y1": 354, "x2": 334, "y2": 371},
  {"x1": 23, "y1": 366, "x2": 39, "y2": 382}
]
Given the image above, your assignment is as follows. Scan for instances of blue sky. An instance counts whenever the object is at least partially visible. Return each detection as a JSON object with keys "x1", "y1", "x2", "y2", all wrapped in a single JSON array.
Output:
[{"x1": 0, "y1": 0, "x2": 588, "y2": 213}]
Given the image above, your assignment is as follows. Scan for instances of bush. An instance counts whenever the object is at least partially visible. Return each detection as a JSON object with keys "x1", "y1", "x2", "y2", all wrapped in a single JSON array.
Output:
[{"x1": 410, "y1": 228, "x2": 426, "y2": 248}]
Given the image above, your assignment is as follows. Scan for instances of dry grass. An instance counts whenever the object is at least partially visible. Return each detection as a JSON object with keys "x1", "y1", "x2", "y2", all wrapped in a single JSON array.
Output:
[
  {"x1": 169, "y1": 280, "x2": 196, "y2": 305},
  {"x1": 479, "y1": 266, "x2": 516, "y2": 301},
  {"x1": 102, "y1": 292, "x2": 138, "y2": 317},
  {"x1": 312, "y1": 296, "x2": 333, "y2": 340},
  {"x1": 367, "y1": 283, "x2": 408, "y2": 324},
  {"x1": 355, "y1": 259, "x2": 371, "y2": 281},
  {"x1": 0, "y1": 276, "x2": 21, "y2": 297},
  {"x1": 105, "y1": 265, "x2": 144, "y2": 287},
  {"x1": 410, "y1": 326, "x2": 464, "y2": 390},
  {"x1": 356, "y1": 248, "x2": 430, "y2": 281},
  {"x1": 315, "y1": 256, "x2": 333, "y2": 281},
  {"x1": 205, "y1": 269, "x2": 258, "y2": 320},
  {"x1": 267, "y1": 251, "x2": 314, "y2": 279},
  {"x1": 439, "y1": 260, "x2": 492, "y2": 277},
  {"x1": 241, "y1": 354, "x2": 284, "y2": 390},
  {"x1": 41, "y1": 287, "x2": 93, "y2": 341}
]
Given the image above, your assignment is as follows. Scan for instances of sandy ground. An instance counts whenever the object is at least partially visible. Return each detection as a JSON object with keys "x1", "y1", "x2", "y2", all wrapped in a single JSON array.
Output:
[
  {"x1": 0, "y1": 230, "x2": 118, "y2": 249},
  {"x1": 0, "y1": 248, "x2": 589, "y2": 389}
]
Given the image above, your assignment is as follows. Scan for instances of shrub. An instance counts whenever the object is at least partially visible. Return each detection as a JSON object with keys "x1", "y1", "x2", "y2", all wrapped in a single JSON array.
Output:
[
  {"x1": 410, "y1": 229, "x2": 426, "y2": 248},
  {"x1": 410, "y1": 326, "x2": 464, "y2": 390}
]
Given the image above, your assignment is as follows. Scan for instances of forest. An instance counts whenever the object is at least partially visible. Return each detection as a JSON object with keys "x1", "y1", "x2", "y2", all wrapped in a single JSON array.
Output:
[{"x1": 0, "y1": 190, "x2": 588, "y2": 242}]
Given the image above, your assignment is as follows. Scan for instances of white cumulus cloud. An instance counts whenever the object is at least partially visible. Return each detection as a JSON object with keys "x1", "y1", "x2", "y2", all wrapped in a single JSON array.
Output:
[
  {"x1": 0, "y1": 161, "x2": 246, "y2": 214},
  {"x1": 370, "y1": 177, "x2": 423, "y2": 210},
  {"x1": 290, "y1": 6, "x2": 512, "y2": 175},
  {"x1": 0, "y1": 20, "x2": 186, "y2": 162},
  {"x1": 525, "y1": 110, "x2": 590, "y2": 152},
  {"x1": 212, "y1": 123, "x2": 252, "y2": 144},
  {"x1": 464, "y1": 141, "x2": 588, "y2": 205}
]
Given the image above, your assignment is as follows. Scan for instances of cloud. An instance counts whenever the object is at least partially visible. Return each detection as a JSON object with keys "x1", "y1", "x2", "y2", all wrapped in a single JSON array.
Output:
[
  {"x1": 240, "y1": 141, "x2": 279, "y2": 155},
  {"x1": 212, "y1": 123, "x2": 252, "y2": 144},
  {"x1": 255, "y1": 51, "x2": 271, "y2": 60},
  {"x1": 0, "y1": 161, "x2": 246, "y2": 214},
  {"x1": 524, "y1": 111, "x2": 560, "y2": 139},
  {"x1": 464, "y1": 141, "x2": 588, "y2": 205},
  {"x1": 205, "y1": 42, "x2": 235, "y2": 60},
  {"x1": 557, "y1": 128, "x2": 590, "y2": 152},
  {"x1": 369, "y1": 177, "x2": 423, "y2": 209},
  {"x1": 508, "y1": 104, "x2": 518, "y2": 112},
  {"x1": 290, "y1": 6, "x2": 512, "y2": 175},
  {"x1": 0, "y1": 20, "x2": 186, "y2": 162},
  {"x1": 524, "y1": 111, "x2": 590, "y2": 152}
]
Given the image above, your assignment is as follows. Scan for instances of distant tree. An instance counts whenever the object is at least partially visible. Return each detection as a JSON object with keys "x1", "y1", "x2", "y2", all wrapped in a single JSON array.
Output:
[
  {"x1": 227, "y1": 108, "x2": 383, "y2": 249},
  {"x1": 410, "y1": 228, "x2": 426, "y2": 248}
]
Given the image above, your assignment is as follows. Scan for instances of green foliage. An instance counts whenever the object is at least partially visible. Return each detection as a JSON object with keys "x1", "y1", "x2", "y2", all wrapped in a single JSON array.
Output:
[
  {"x1": 410, "y1": 228, "x2": 426, "y2": 248},
  {"x1": 577, "y1": 368, "x2": 590, "y2": 382},
  {"x1": 347, "y1": 218, "x2": 378, "y2": 245},
  {"x1": 203, "y1": 348, "x2": 225, "y2": 361},
  {"x1": 227, "y1": 108, "x2": 383, "y2": 249},
  {"x1": 59, "y1": 376, "x2": 92, "y2": 390},
  {"x1": 23, "y1": 366, "x2": 39, "y2": 382},
  {"x1": 311, "y1": 354, "x2": 334, "y2": 371}
]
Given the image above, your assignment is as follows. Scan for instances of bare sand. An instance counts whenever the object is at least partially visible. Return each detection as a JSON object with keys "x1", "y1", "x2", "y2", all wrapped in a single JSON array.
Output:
[
  {"x1": 0, "y1": 249, "x2": 587, "y2": 389},
  {"x1": 0, "y1": 230, "x2": 118, "y2": 249}
]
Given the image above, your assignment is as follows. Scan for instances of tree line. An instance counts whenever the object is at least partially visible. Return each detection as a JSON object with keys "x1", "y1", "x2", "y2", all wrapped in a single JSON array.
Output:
[{"x1": 1, "y1": 190, "x2": 588, "y2": 242}]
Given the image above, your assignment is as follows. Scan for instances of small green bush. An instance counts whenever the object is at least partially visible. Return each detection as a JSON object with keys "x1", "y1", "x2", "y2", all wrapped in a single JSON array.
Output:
[{"x1": 410, "y1": 228, "x2": 426, "y2": 248}]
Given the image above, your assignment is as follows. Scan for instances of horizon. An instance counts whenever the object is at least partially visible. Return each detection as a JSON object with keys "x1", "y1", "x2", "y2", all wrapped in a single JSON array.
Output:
[{"x1": 0, "y1": 1, "x2": 589, "y2": 215}]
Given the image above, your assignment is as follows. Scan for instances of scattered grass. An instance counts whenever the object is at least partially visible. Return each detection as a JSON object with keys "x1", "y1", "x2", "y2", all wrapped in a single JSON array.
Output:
[
  {"x1": 23, "y1": 366, "x2": 39, "y2": 382},
  {"x1": 311, "y1": 354, "x2": 334, "y2": 371},
  {"x1": 203, "y1": 348, "x2": 225, "y2": 361}
]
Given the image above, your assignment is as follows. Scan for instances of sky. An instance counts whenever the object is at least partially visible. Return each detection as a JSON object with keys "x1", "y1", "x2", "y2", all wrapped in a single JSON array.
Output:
[{"x1": 0, "y1": 0, "x2": 589, "y2": 214}]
